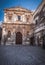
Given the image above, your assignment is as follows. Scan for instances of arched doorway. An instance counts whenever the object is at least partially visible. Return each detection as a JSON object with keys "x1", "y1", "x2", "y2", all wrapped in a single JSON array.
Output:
[
  {"x1": 16, "y1": 32, "x2": 22, "y2": 44},
  {"x1": 30, "y1": 36, "x2": 35, "y2": 45}
]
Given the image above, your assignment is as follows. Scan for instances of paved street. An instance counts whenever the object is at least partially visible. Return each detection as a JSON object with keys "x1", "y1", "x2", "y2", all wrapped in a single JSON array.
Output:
[{"x1": 0, "y1": 45, "x2": 45, "y2": 65}]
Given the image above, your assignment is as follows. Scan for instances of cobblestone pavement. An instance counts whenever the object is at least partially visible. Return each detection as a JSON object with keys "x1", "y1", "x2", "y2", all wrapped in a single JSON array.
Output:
[{"x1": 0, "y1": 45, "x2": 45, "y2": 65}]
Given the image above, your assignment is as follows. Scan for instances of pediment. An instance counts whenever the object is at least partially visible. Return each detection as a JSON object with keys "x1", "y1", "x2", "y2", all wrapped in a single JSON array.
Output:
[{"x1": 4, "y1": 6, "x2": 32, "y2": 13}]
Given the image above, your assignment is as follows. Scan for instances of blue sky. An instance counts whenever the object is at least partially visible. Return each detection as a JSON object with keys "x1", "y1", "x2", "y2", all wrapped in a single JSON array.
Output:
[{"x1": 0, "y1": 0, "x2": 42, "y2": 22}]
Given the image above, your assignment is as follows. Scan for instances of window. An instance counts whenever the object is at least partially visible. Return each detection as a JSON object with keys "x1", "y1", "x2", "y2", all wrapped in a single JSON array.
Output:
[
  {"x1": 35, "y1": 20, "x2": 38, "y2": 25},
  {"x1": 18, "y1": 16, "x2": 20, "y2": 20},
  {"x1": 27, "y1": 31, "x2": 29, "y2": 35},
  {"x1": 27, "y1": 17, "x2": 29, "y2": 21},
  {"x1": 9, "y1": 16, "x2": 12, "y2": 20}
]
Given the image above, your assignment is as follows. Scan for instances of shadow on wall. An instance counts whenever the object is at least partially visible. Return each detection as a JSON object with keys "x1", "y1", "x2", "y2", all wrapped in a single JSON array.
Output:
[{"x1": 0, "y1": 27, "x2": 2, "y2": 45}]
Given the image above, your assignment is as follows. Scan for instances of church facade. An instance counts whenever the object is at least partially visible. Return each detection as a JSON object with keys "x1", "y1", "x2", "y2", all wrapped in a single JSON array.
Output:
[{"x1": 2, "y1": 7, "x2": 34, "y2": 45}]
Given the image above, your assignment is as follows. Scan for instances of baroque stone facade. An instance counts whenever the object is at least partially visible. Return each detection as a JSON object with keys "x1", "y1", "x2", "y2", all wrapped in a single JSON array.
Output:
[{"x1": 2, "y1": 7, "x2": 34, "y2": 45}]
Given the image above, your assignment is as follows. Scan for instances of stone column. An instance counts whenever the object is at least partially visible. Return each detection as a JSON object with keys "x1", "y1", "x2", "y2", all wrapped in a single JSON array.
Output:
[{"x1": 22, "y1": 29, "x2": 25, "y2": 45}]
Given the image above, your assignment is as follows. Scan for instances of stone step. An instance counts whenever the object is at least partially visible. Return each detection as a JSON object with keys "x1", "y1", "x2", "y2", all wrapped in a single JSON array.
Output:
[{"x1": 6, "y1": 41, "x2": 15, "y2": 45}]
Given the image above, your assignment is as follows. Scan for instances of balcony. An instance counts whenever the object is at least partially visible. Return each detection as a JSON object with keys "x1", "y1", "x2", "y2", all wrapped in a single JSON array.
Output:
[{"x1": 34, "y1": 23, "x2": 45, "y2": 33}]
